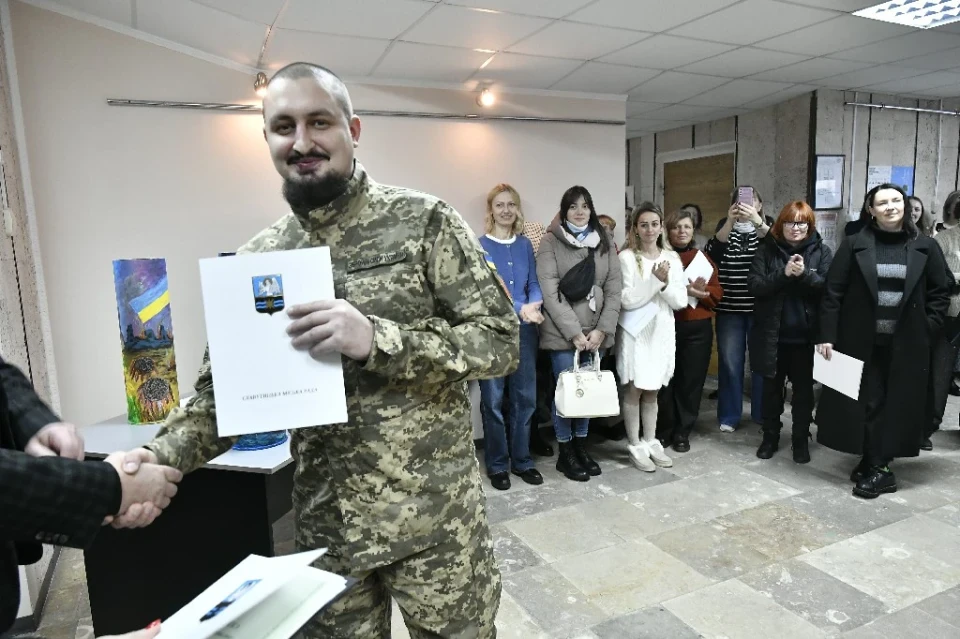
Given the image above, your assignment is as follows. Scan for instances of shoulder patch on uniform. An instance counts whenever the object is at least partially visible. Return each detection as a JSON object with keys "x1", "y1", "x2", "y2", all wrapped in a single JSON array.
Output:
[{"x1": 347, "y1": 250, "x2": 408, "y2": 273}]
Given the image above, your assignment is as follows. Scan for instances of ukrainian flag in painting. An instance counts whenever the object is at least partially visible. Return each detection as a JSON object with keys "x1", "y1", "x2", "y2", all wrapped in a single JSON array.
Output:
[{"x1": 129, "y1": 276, "x2": 170, "y2": 324}]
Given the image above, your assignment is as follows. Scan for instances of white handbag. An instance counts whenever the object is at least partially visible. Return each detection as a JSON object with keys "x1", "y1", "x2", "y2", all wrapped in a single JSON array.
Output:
[{"x1": 554, "y1": 350, "x2": 621, "y2": 419}]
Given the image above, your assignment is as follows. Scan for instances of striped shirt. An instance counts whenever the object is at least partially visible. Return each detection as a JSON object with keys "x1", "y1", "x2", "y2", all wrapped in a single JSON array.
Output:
[
  {"x1": 710, "y1": 229, "x2": 760, "y2": 313},
  {"x1": 874, "y1": 227, "x2": 908, "y2": 341}
]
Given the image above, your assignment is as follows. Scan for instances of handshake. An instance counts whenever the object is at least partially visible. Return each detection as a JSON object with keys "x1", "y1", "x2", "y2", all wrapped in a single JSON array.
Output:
[
  {"x1": 103, "y1": 448, "x2": 182, "y2": 528},
  {"x1": 25, "y1": 422, "x2": 182, "y2": 528}
]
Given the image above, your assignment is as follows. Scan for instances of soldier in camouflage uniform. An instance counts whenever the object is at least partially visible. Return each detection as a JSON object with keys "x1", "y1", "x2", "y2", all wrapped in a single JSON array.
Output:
[{"x1": 113, "y1": 62, "x2": 519, "y2": 638}]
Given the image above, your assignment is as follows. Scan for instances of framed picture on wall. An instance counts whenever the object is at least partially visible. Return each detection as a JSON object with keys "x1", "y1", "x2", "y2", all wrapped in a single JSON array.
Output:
[{"x1": 813, "y1": 155, "x2": 844, "y2": 210}]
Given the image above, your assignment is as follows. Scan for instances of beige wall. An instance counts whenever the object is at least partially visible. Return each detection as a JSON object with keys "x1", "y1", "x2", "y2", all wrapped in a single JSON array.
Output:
[
  {"x1": 627, "y1": 93, "x2": 813, "y2": 231},
  {"x1": 10, "y1": 1, "x2": 625, "y2": 427}
]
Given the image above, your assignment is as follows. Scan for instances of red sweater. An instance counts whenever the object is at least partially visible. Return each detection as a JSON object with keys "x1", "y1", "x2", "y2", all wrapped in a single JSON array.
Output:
[{"x1": 674, "y1": 247, "x2": 723, "y2": 322}]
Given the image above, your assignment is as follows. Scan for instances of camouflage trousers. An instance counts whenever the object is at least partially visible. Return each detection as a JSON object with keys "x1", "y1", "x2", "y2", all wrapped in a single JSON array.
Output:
[{"x1": 296, "y1": 519, "x2": 501, "y2": 638}]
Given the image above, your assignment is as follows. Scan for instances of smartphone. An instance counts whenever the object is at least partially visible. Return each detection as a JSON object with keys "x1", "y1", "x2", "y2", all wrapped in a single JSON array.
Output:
[{"x1": 737, "y1": 186, "x2": 754, "y2": 208}]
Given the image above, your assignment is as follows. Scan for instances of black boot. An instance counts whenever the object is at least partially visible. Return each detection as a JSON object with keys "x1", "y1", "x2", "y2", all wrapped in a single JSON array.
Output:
[
  {"x1": 792, "y1": 429, "x2": 811, "y2": 464},
  {"x1": 556, "y1": 442, "x2": 589, "y2": 482},
  {"x1": 571, "y1": 437, "x2": 601, "y2": 476},
  {"x1": 530, "y1": 427, "x2": 554, "y2": 457},
  {"x1": 853, "y1": 467, "x2": 897, "y2": 499},
  {"x1": 756, "y1": 431, "x2": 779, "y2": 459},
  {"x1": 850, "y1": 457, "x2": 868, "y2": 483}
]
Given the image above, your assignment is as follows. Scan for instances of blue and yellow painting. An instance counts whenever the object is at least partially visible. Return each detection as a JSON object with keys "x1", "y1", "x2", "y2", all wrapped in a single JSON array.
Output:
[
  {"x1": 112, "y1": 258, "x2": 179, "y2": 424},
  {"x1": 252, "y1": 274, "x2": 285, "y2": 315}
]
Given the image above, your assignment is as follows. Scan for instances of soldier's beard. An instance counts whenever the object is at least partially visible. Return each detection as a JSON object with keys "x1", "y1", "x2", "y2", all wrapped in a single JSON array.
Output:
[{"x1": 282, "y1": 170, "x2": 351, "y2": 216}]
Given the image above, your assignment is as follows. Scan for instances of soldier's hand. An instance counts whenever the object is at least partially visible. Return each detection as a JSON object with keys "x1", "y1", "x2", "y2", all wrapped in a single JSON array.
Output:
[{"x1": 287, "y1": 299, "x2": 374, "y2": 361}]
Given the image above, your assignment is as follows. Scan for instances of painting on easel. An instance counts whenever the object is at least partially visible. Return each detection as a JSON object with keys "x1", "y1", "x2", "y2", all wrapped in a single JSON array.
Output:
[{"x1": 112, "y1": 258, "x2": 179, "y2": 424}]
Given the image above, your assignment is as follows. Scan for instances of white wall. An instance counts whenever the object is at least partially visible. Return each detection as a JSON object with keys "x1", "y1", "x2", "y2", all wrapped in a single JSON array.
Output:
[{"x1": 10, "y1": 1, "x2": 625, "y2": 427}]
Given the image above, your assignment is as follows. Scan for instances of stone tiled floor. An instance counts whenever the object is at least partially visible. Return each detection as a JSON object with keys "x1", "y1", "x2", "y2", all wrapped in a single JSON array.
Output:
[{"x1": 17, "y1": 391, "x2": 960, "y2": 638}]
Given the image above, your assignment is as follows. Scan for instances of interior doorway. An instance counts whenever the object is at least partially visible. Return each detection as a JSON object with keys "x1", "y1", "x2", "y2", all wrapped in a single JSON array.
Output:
[{"x1": 662, "y1": 151, "x2": 735, "y2": 376}]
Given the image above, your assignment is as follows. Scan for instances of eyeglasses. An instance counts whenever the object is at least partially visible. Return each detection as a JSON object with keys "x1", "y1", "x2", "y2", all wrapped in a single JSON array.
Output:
[{"x1": 785, "y1": 222, "x2": 809, "y2": 230}]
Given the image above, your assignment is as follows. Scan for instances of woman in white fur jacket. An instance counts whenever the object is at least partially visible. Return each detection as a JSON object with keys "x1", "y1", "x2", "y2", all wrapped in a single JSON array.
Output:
[{"x1": 617, "y1": 202, "x2": 688, "y2": 472}]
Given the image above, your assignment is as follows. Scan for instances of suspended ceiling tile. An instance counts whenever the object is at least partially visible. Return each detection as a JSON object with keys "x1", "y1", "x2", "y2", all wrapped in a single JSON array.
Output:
[
  {"x1": 829, "y1": 31, "x2": 960, "y2": 65},
  {"x1": 753, "y1": 15, "x2": 914, "y2": 56},
  {"x1": 191, "y1": 0, "x2": 285, "y2": 25},
  {"x1": 444, "y1": 0, "x2": 595, "y2": 19},
  {"x1": 681, "y1": 78, "x2": 794, "y2": 107},
  {"x1": 401, "y1": 4, "x2": 549, "y2": 50},
  {"x1": 372, "y1": 42, "x2": 492, "y2": 82},
  {"x1": 277, "y1": 0, "x2": 435, "y2": 39},
  {"x1": 862, "y1": 71, "x2": 960, "y2": 94},
  {"x1": 551, "y1": 62, "x2": 660, "y2": 93},
  {"x1": 507, "y1": 21, "x2": 649, "y2": 61},
  {"x1": 816, "y1": 64, "x2": 925, "y2": 89},
  {"x1": 629, "y1": 71, "x2": 730, "y2": 103},
  {"x1": 748, "y1": 58, "x2": 874, "y2": 83},
  {"x1": 669, "y1": 0, "x2": 840, "y2": 46},
  {"x1": 264, "y1": 29, "x2": 390, "y2": 76},
  {"x1": 475, "y1": 52, "x2": 583, "y2": 89},
  {"x1": 599, "y1": 34, "x2": 736, "y2": 70},
  {"x1": 679, "y1": 48, "x2": 811, "y2": 79},
  {"x1": 568, "y1": 0, "x2": 741, "y2": 33},
  {"x1": 137, "y1": 0, "x2": 266, "y2": 66}
]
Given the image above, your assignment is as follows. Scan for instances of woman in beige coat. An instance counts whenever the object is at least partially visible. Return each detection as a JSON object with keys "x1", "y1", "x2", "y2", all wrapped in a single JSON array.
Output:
[{"x1": 537, "y1": 186, "x2": 622, "y2": 482}]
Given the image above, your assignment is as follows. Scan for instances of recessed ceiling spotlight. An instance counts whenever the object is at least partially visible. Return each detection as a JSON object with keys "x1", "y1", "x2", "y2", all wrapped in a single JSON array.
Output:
[{"x1": 854, "y1": 0, "x2": 960, "y2": 29}]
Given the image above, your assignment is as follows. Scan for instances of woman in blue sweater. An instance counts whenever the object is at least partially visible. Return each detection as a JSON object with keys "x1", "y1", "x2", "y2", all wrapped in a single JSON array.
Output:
[{"x1": 478, "y1": 184, "x2": 545, "y2": 490}]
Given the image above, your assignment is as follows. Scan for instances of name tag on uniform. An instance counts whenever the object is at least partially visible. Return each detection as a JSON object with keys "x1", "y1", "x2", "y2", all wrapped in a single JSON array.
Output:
[{"x1": 347, "y1": 250, "x2": 408, "y2": 273}]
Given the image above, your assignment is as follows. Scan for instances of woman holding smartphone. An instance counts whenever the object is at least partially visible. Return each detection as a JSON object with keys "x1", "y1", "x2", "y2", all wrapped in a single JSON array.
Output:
[{"x1": 706, "y1": 186, "x2": 771, "y2": 433}]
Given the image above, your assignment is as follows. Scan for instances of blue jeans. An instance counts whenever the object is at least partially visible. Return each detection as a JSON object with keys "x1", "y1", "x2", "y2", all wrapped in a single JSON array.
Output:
[
  {"x1": 549, "y1": 348, "x2": 605, "y2": 443},
  {"x1": 479, "y1": 324, "x2": 538, "y2": 475},
  {"x1": 716, "y1": 312, "x2": 763, "y2": 427}
]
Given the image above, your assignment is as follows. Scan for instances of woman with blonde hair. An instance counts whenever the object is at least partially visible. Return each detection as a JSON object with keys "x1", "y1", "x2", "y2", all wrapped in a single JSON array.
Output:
[
  {"x1": 477, "y1": 184, "x2": 544, "y2": 490},
  {"x1": 617, "y1": 202, "x2": 687, "y2": 471}
]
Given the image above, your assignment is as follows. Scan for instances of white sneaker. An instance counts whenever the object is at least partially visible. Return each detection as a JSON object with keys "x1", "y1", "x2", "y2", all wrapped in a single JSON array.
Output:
[
  {"x1": 719, "y1": 423, "x2": 737, "y2": 433},
  {"x1": 628, "y1": 444, "x2": 656, "y2": 472},
  {"x1": 645, "y1": 440, "x2": 673, "y2": 468}
]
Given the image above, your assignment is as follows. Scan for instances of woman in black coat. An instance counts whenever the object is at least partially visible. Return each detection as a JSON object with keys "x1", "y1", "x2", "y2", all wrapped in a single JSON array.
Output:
[
  {"x1": 748, "y1": 201, "x2": 833, "y2": 464},
  {"x1": 817, "y1": 183, "x2": 952, "y2": 499}
]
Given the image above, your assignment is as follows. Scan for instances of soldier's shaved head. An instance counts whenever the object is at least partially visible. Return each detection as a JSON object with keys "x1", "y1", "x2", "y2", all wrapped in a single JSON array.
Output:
[
  {"x1": 261, "y1": 61, "x2": 363, "y2": 214},
  {"x1": 266, "y1": 62, "x2": 354, "y2": 121}
]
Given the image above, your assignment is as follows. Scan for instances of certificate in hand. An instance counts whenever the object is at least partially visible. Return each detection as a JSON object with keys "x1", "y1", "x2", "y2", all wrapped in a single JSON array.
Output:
[
  {"x1": 683, "y1": 250, "x2": 715, "y2": 309},
  {"x1": 157, "y1": 550, "x2": 353, "y2": 639},
  {"x1": 198, "y1": 248, "x2": 348, "y2": 437}
]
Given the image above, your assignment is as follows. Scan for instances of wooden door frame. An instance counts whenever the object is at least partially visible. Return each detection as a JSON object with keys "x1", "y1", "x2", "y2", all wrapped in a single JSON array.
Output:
[{"x1": 655, "y1": 141, "x2": 737, "y2": 210}]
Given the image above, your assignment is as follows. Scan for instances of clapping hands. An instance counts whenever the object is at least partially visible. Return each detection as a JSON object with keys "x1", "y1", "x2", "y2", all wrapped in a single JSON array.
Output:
[
  {"x1": 652, "y1": 261, "x2": 670, "y2": 283},
  {"x1": 785, "y1": 254, "x2": 804, "y2": 277}
]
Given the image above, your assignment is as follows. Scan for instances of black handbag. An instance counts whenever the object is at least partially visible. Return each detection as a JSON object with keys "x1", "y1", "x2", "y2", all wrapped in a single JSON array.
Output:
[{"x1": 558, "y1": 249, "x2": 596, "y2": 302}]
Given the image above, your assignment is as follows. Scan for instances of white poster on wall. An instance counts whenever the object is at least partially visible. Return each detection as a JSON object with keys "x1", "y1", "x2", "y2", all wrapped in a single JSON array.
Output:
[
  {"x1": 866, "y1": 165, "x2": 893, "y2": 192},
  {"x1": 816, "y1": 211, "x2": 838, "y2": 251},
  {"x1": 814, "y1": 156, "x2": 844, "y2": 210}
]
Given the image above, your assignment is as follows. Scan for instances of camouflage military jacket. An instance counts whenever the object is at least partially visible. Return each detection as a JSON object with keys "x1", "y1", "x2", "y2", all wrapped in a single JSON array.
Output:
[{"x1": 147, "y1": 162, "x2": 519, "y2": 569}]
